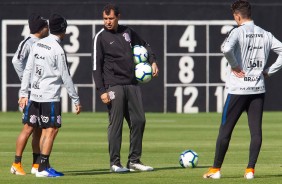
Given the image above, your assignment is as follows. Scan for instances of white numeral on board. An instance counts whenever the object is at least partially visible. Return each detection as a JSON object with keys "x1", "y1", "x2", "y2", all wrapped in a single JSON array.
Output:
[
  {"x1": 179, "y1": 56, "x2": 194, "y2": 83},
  {"x1": 64, "y1": 25, "x2": 80, "y2": 53},
  {"x1": 179, "y1": 25, "x2": 197, "y2": 52},
  {"x1": 174, "y1": 87, "x2": 199, "y2": 113}
]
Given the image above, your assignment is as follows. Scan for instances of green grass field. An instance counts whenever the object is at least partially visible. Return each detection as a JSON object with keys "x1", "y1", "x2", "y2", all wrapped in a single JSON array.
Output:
[{"x1": 1, "y1": 111, "x2": 282, "y2": 184}]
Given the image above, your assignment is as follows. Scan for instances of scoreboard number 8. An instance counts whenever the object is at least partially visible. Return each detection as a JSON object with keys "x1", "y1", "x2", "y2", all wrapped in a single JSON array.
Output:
[{"x1": 178, "y1": 56, "x2": 194, "y2": 83}]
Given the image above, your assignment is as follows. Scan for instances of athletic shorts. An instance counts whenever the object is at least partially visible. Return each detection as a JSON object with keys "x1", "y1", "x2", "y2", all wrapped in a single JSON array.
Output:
[{"x1": 22, "y1": 100, "x2": 62, "y2": 128}]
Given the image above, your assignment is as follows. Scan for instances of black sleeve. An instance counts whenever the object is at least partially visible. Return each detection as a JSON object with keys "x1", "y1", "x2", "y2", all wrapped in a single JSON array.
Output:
[
  {"x1": 92, "y1": 33, "x2": 107, "y2": 95},
  {"x1": 130, "y1": 28, "x2": 158, "y2": 64}
]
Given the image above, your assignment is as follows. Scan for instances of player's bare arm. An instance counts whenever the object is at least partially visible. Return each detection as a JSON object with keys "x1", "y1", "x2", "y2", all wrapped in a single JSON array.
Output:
[{"x1": 75, "y1": 104, "x2": 82, "y2": 115}]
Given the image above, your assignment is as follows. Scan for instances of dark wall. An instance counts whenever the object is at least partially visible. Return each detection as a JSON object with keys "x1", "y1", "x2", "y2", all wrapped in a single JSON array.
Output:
[{"x1": 1, "y1": 0, "x2": 282, "y2": 112}]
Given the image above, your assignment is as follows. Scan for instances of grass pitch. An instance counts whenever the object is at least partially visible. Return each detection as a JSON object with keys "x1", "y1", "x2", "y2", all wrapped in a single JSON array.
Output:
[{"x1": 1, "y1": 112, "x2": 282, "y2": 184}]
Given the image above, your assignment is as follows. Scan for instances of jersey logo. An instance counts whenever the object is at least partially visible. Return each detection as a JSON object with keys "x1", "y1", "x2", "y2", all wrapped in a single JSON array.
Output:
[
  {"x1": 123, "y1": 33, "x2": 131, "y2": 42},
  {"x1": 57, "y1": 115, "x2": 62, "y2": 124},
  {"x1": 35, "y1": 64, "x2": 44, "y2": 77},
  {"x1": 41, "y1": 115, "x2": 49, "y2": 123},
  {"x1": 108, "y1": 91, "x2": 115, "y2": 100},
  {"x1": 248, "y1": 46, "x2": 263, "y2": 51},
  {"x1": 34, "y1": 53, "x2": 45, "y2": 60},
  {"x1": 247, "y1": 59, "x2": 263, "y2": 69},
  {"x1": 29, "y1": 115, "x2": 37, "y2": 124}
]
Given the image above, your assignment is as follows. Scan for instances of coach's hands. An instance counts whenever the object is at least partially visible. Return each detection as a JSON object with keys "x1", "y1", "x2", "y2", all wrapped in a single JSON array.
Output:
[
  {"x1": 152, "y1": 62, "x2": 159, "y2": 77},
  {"x1": 101, "y1": 92, "x2": 110, "y2": 104},
  {"x1": 18, "y1": 97, "x2": 28, "y2": 109}
]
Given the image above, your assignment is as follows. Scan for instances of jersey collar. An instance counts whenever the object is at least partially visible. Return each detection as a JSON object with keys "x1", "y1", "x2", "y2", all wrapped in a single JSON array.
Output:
[
  {"x1": 29, "y1": 34, "x2": 40, "y2": 40},
  {"x1": 241, "y1": 20, "x2": 254, "y2": 26},
  {"x1": 50, "y1": 34, "x2": 61, "y2": 43}
]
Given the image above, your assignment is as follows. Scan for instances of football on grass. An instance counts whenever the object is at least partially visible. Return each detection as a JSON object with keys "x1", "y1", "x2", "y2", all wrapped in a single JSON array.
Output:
[{"x1": 179, "y1": 149, "x2": 198, "y2": 168}]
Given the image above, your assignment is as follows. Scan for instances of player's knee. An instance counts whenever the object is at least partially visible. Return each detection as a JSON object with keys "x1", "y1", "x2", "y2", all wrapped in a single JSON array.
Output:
[{"x1": 22, "y1": 124, "x2": 34, "y2": 134}]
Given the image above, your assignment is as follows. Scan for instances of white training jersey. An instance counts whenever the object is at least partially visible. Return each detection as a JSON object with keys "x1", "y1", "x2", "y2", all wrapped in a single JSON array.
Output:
[
  {"x1": 20, "y1": 34, "x2": 80, "y2": 105},
  {"x1": 12, "y1": 34, "x2": 40, "y2": 81},
  {"x1": 221, "y1": 21, "x2": 282, "y2": 95}
]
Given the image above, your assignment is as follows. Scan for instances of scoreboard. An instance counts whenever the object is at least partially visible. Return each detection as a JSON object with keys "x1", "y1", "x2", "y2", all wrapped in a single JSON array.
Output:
[{"x1": 1, "y1": 19, "x2": 237, "y2": 113}]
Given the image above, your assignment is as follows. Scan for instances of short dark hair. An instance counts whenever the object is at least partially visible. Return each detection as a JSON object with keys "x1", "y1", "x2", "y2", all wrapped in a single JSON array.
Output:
[
  {"x1": 103, "y1": 3, "x2": 120, "y2": 17},
  {"x1": 231, "y1": 0, "x2": 251, "y2": 19}
]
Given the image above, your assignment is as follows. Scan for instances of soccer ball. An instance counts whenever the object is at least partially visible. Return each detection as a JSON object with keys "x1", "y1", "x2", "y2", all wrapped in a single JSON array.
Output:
[
  {"x1": 135, "y1": 62, "x2": 152, "y2": 83},
  {"x1": 179, "y1": 149, "x2": 199, "y2": 168},
  {"x1": 133, "y1": 45, "x2": 148, "y2": 64}
]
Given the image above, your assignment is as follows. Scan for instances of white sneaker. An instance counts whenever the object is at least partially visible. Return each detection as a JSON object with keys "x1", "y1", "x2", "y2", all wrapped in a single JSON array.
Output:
[
  {"x1": 31, "y1": 167, "x2": 38, "y2": 174},
  {"x1": 35, "y1": 169, "x2": 60, "y2": 177},
  {"x1": 31, "y1": 164, "x2": 39, "y2": 174},
  {"x1": 110, "y1": 165, "x2": 130, "y2": 173},
  {"x1": 10, "y1": 162, "x2": 26, "y2": 175},
  {"x1": 127, "y1": 162, "x2": 154, "y2": 171},
  {"x1": 203, "y1": 168, "x2": 221, "y2": 179},
  {"x1": 244, "y1": 168, "x2": 254, "y2": 179}
]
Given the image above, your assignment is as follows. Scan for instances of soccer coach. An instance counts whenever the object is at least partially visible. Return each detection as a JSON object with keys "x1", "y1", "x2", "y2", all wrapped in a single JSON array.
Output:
[{"x1": 92, "y1": 3, "x2": 159, "y2": 173}]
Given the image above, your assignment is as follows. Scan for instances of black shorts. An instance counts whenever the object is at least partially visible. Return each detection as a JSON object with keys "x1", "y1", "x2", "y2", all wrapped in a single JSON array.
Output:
[
  {"x1": 22, "y1": 100, "x2": 62, "y2": 128},
  {"x1": 22, "y1": 100, "x2": 39, "y2": 127}
]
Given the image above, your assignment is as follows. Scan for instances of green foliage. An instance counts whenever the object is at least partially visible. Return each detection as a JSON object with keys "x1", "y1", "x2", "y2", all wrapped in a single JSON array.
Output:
[{"x1": 1, "y1": 112, "x2": 282, "y2": 184}]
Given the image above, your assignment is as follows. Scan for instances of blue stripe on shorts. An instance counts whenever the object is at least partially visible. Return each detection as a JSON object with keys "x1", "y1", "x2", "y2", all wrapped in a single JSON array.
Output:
[
  {"x1": 50, "y1": 102, "x2": 55, "y2": 125},
  {"x1": 23, "y1": 100, "x2": 31, "y2": 122}
]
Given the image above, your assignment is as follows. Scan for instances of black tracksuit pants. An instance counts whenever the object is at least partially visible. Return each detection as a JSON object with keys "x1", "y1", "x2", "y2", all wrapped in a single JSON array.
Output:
[
  {"x1": 107, "y1": 85, "x2": 146, "y2": 167},
  {"x1": 213, "y1": 93, "x2": 265, "y2": 169}
]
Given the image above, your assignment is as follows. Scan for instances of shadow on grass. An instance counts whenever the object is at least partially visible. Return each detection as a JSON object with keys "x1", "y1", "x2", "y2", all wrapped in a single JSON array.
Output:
[
  {"x1": 252, "y1": 174, "x2": 282, "y2": 179},
  {"x1": 64, "y1": 165, "x2": 210, "y2": 176},
  {"x1": 216, "y1": 174, "x2": 282, "y2": 179},
  {"x1": 154, "y1": 166, "x2": 209, "y2": 171},
  {"x1": 64, "y1": 169, "x2": 139, "y2": 176},
  {"x1": 64, "y1": 169, "x2": 114, "y2": 176}
]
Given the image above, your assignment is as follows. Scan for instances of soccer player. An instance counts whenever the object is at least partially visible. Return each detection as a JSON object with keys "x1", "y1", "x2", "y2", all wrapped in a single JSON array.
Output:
[
  {"x1": 203, "y1": 0, "x2": 282, "y2": 179},
  {"x1": 92, "y1": 3, "x2": 159, "y2": 172},
  {"x1": 10, "y1": 13, "x2": 49, "y2": 176},
  {"x1": 19, "y1": 13, "x2": 81, "y2": 177}
]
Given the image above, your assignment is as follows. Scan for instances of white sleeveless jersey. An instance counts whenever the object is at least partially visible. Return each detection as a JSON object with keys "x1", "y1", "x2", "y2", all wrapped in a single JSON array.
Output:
[{"x1": 221, "y1": 21, "x2": 282, "y2": 94}]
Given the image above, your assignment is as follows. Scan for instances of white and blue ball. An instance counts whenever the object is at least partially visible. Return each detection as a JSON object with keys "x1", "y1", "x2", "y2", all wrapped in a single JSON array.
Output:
[
  {"x1": 179, "y1": 149, "x2": 198, "y2": 168},
  {"x1": 135, "y1": 62, "x2": 152, "y2": 83},
  {"x1": 133, "y1": 45, "x2": 148, "y2": 64}
]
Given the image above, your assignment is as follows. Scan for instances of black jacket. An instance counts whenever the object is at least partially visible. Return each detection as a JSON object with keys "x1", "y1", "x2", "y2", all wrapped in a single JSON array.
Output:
[{"x1": 92, "y1": 25, "x2": 156, "y2": 95}]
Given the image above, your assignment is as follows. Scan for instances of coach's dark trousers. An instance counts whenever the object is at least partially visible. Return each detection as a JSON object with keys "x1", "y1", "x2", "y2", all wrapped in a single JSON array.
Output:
[
  {"x1": 213, "y1": 93, "x2": 265, "y2": 169},
  {"x1": 107, "y1": 85, "x2": 146, "y2": 167}
]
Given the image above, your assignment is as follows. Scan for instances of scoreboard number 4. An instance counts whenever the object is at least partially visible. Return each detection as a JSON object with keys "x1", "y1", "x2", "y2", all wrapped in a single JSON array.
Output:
[{"x1": 179, "y1": 25, "x2": 197, "y2": 52}]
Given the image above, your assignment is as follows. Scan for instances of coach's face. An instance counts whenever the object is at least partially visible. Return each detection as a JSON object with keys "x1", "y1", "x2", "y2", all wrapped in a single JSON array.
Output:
[{"x1": 103, "y1": 9, "x2": 119, "y2": 31}]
